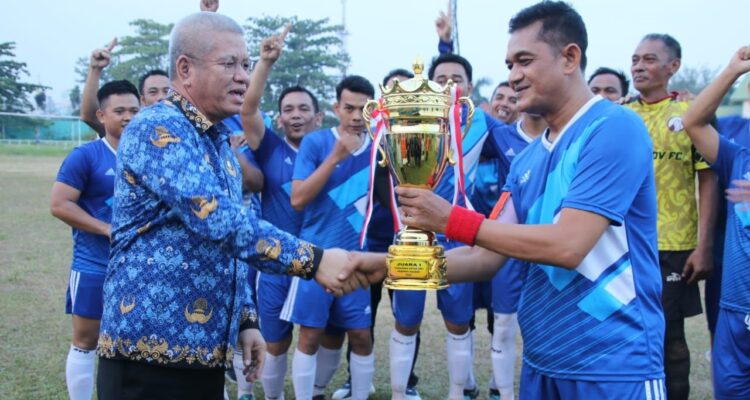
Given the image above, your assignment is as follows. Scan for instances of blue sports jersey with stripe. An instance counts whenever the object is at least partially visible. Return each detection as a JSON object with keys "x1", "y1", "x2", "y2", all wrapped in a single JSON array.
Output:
[
  {"x1": 255, "y1": 128, "x2": 303, "y2": 235},
  {"x1": 711, "y1": 136, "x2": 750, "y2": 314},
  {"x1": 293, "y1": 128, "x2": 372, "y2": 250},
  {"x1": 55, "y1": 137, "x2": 117, "y2": 275},
  {"x1": 503, "y1": 97, "x2": 664, "y2": 380}
]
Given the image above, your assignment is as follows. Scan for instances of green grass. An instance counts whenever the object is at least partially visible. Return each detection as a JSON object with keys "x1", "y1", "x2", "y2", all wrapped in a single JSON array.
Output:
[
  {"x1": 0, "y1": 154, "x2": 714, "y2": 399},
  {"x1": 0, "y1": 143, "x2": 78, "y2": 157}
]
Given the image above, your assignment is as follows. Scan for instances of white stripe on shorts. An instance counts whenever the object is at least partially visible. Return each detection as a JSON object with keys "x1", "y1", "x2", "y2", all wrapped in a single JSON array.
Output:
[
  {"x1": 280, "y1": 276, "x2": 300, "y2": 322},
  {"x1": 69, "y1": 270, "x2": 81, "y2": 310}
]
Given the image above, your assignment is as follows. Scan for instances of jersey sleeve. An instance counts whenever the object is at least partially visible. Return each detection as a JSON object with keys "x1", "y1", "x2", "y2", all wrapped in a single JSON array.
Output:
[
  {"x1": 712, "y1": 135, "x2": 744, "y2": 188},
  {"x1": 562, "y1": 111, "x2": 653, "y2": 225},
  {"x1": 56, "y1": 146, "x2": 90, "y2": 191},
  {"x1": 292, "y1": 133, "x2": 321, "y2": 181},
  {"x1": 253, "y1": 127, "x2": 281, "y2": 167}
]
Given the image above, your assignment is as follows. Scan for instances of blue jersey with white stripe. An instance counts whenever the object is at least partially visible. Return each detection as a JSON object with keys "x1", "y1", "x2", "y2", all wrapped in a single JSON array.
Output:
[
  {"x1": 473, "y1": 119, "x2": 536, "y2": 215},
  {"x1": 293, "y1": 128, "x2": 372, "y2": 250},
  {"x1": 55, "y1": 138, "x2": 117, "y2": 274},
  {"x1": 434, "y1": 108, "x2": 495, "y2": 206},
  {"x1": 255, "y1": 128, "x2": 303, "y2": 235},
  {"x1": 711, "y1": 137, "x2": 750, "y2": 313},
  {"x1": 503, "y1": 97, "x2": 664, "y2": 380}
]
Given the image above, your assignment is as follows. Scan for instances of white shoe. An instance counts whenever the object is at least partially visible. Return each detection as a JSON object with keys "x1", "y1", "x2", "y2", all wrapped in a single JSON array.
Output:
[{"x1": 331, "y1": 381, "x2": 376, "y2": 399}]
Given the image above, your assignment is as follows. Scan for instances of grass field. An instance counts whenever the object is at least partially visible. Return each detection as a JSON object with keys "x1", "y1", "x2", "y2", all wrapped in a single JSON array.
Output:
[{"x1": 0, "y1": 145, "x2": 714, "y2": 399}]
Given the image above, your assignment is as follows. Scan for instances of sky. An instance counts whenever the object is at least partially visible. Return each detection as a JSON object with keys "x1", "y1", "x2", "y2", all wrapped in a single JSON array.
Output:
[{"x1": 2, "y1": 0, "x2": 744, "y2": 112}]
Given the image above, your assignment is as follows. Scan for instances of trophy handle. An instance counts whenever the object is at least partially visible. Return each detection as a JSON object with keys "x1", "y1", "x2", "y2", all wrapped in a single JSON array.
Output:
[
  {"x1": 447, "y1": 96, "x2": 475, "y2": 165},
  {"x1": 363, "y1": 99, "x2": 388, "y2": 167}
]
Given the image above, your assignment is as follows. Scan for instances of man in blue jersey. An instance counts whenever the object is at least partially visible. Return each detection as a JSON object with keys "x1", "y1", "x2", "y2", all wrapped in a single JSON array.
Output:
[
  {"x1": 346, "y1": 2, "x2": 665, "y2": 399},
  {"x1": 240, "y1": 28, "x2": 323, "y2": 400},
  {"x1": 283, "y1": 75, "x2": 376, "y2": 400},
  {"x1": 50, "y1": 80, "x2": 140, "y2": 400},
  {"x1": 682, "y1": 44, "x2": 750, "y2": 400}
]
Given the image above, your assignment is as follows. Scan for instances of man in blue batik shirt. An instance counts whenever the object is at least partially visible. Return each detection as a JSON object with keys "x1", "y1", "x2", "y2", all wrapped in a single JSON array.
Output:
[
  {"x1": 94, "y1": 12, "x2": 354, "y2": 400},
  {"x1": 682, "y1": 44, "x2": 750, "y2": 400},
  {"x1": 348, "y1": 3, "x2": 666, "y2": 399}
]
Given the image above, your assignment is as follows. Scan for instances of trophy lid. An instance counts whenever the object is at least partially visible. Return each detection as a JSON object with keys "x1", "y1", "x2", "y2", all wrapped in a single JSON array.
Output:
[{"x1": 380, "y1": 57, "x2": 450, "y2": 97}]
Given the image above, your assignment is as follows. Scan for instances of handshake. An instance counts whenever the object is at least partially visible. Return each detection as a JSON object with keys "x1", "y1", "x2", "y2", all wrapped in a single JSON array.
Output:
[{"x1": 313, "y1": 249, "x2": 389, "y2": 296}]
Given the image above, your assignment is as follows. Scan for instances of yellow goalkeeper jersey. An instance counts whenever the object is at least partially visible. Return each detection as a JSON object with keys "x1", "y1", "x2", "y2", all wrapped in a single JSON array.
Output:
[{"x1": 627, "y1": 95, "x2": 708, "y2": 251}]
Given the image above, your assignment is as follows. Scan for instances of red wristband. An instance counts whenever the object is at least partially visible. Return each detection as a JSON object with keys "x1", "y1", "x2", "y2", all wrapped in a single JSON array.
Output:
[{"x1": 445, "y1": 206, "x2": 485, "y2": 246}]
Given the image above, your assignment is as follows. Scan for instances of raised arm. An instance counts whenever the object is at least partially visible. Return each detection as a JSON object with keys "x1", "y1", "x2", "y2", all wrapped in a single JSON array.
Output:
[
  {"x1": 683, "y1": 45, "x2": 750, "y2": 163},
  {"x1": 80, "y1": 38, "x2": 117, "y2": 136},
  {"x1": 241, "y1": 24, "x2": 291, "y2": 150}
]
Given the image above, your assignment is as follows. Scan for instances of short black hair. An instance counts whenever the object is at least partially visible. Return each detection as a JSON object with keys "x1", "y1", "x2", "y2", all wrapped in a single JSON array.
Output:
[
  {"x1": 336, "y1": 75, "x2": 375, "y2": 101},
  {"x1": 97, "y1": 80, "x2": 140, "y2": 107},
  {"x1": 509, "y1": 1, "x2": 588, "y2": 71},
  {"x1": 588, "y1": 67, "x2": 630, "y2": 97},
  {"x1": 277, "y1": 86, "x2": 320, "y2": 113},
  {"x1": 491, "y1": 81, "x2": 512, "y2": 99},
  {"x1": 428, "y1": 53, "x2": 473, "y2": 82},
  {"x1": 382, "y1": 68, "x2": 415, "y2": 87},
  {"x1": 138, "y1": 69, "x2": 169, "y2": 94},
  {"x1": 641, "y1": 33, "x2": 682, "y2": 60}
]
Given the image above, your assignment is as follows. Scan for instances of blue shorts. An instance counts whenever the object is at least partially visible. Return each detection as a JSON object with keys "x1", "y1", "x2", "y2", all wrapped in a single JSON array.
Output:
[
  {"x1": 712, "y1": 307, "x2": 750, "y2": 399},
  {"x1": 520, "y1": 363, "x2": 665, "y2": 400},
  {"x1": 257, "y1": 272, "x2": 294, "y2": 342},
  {"x1": 65, "y1": 270, "x2": 105, "y2": 319},
  {"x1": 282, "y1": 277, "x2": 371, "y2": 330},
  {"x1": 492, "y1": 258, "x2": 527, "y2": 314}
]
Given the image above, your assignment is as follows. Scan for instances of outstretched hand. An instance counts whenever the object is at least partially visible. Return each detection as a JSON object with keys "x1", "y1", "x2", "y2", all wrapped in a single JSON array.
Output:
[
  {"x1": 259, "y1": 23, "x2": 292, "y2": 63},
  {"x1": 337, "y1": 252, "x2": 388, "y2": 290},
  {"x1": 89, "y1": 38, "x2": 117, "y2": 70},
  {"x1": 727, "y1": 45, "x2": 750, "y2": 76},
  {"x1": 726, "y1": 179, "x2": 750, "y2": 207},
  {"x1": 435, "y1": 0, "x2": 453, "y2": 43},
  {"x1": 200, "y1": 0, "x2": 219, "y2": 12}
]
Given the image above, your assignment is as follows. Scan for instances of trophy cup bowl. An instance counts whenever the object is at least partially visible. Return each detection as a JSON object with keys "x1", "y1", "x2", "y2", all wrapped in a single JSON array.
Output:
[{"x1": 363, "y1": 59, "x2": 474, "y2": 290}]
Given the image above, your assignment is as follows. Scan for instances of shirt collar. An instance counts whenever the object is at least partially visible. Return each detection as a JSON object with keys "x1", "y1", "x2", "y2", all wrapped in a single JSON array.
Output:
[{"x1": 164, "y1": 89, "x2": 214, "y2": 134}]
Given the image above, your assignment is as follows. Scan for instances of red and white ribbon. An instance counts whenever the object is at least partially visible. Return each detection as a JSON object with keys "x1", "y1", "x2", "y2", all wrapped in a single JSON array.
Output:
[
  {"x1": 448, "y1": 86, "x2": 472, "y2": 210},
  {"x1": 359, "y1": 99, "x2": 388, "y2": 248}
]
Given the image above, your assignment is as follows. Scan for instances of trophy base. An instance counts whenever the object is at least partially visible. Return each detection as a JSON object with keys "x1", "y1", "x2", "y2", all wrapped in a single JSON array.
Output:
[{"x1": 384, "y1": 228, "x2": 449, "y2": 291}]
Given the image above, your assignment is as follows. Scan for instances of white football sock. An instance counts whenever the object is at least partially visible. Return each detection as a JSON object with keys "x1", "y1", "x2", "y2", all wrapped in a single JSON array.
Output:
[
  {"x1": 313, "y1": 345, "x2": 341, "y2": 396},
  {"x1": 261, "y1": 352, "x2": 287, "y2": 399},
  {"x1": 492, "y1": 313, "x2": 518, "y2": 400},
  {"x1": 350, "y1": 352, "x2": 375, "y2": 400},
  {"x1": 465, "y1": 330, "x2": 477, "y2": 390},
  {"x1": 292, "y1": 349, "x2": 317, "y2": 399},
  {"x1": 389, "y1": 329, "x2": 417, "y2": 399},
  {"x1": 65, "y1": 345, "x2": 96, "y2": 400},
  {"x1": 446, "y1": 331, "x2": 472, "y2": 400}
]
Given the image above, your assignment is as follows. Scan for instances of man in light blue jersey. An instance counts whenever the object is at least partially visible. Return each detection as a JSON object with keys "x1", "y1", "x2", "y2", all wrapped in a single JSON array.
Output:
[
  {"x1": 240, "y1": 28, "x2": 323, "y2": 400},
  {"x1": 346, "y1": 2, "x2": 665, "y2": 399},
  {"x1": 51, "y1": 80, "x2": 140, "y2": 400},
  {"x1": 283, "y1": 75, "x2": 376, "y2": 400},
  {"x1": 681, "y1": 45, "x2": 750, "y2": 400}
]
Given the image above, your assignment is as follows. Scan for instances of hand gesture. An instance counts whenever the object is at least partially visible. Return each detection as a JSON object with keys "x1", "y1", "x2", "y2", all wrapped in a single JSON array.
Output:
[
  {"x1": 200, "y1": 0, "x2": 219, "y2": 12},
  {"x1": 331, "y1": 133, "x2": 363, "y2": 162},
  {"x1": 396, "y1": 186, "x2": 452, "y2": 233},
  {"x1": 259, "y1": 23, "x2": 292, "y2": 63},
  {"x1": 337, "y1": 252, "x2": 388, "y2": 287},
  {"x1": 435, "y1": 1, "x2": 453, "y2": 43},
  {"x1": 89, "y1": 38, "x2": 117, "y2": 71},
  {"x1": 726, "y1": 179, "x2": 750, "y2": 205},
  {"x1": 727, "y1": 45, "x2": 750, "y2": 77},
  {"x1": 682, "y1": 246, "x2": 713, "y2": 284},
  {"x1": 238, "y1": 328, "x2": 266, "y2": 382},
  {"x1": 229, "y1": 134, "x2": 247, "y2": 151},
  {"x1": 315, "y1": 248, "x2": 351, "y2": 296}
]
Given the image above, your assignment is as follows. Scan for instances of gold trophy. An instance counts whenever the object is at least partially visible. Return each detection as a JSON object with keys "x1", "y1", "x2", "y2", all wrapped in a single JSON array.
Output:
[{"x1": 363, "y1": 59, "x2": 474, "y2": 290}]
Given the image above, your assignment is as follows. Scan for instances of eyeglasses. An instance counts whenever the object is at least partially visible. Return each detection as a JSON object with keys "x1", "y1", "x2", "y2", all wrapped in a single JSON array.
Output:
[{"x1": 186, "y1": 54, "x2": 256, "y2": 75}]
